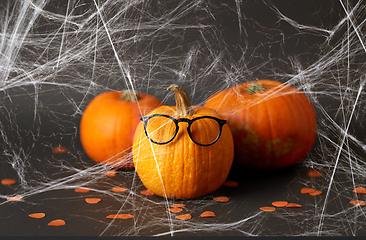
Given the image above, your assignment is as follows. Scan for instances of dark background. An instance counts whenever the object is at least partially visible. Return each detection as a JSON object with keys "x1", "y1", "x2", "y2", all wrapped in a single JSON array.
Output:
[{"x1": 0, "y1": 0, "x2": 365, "y2": 237}]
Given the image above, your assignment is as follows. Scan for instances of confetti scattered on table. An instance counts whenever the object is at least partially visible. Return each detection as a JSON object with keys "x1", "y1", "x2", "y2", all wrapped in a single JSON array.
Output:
[
  {"x1": 7, "y1": 196, "x2": 23, "y2": 201},
  {"x1": 1, "y1": 179, "x2": 17, "y2": 185},
  {"x1": 308, "y1": 190, "x2": 323, "y2": 196},
  {"x1": 307, "y1": 170, "x2": 322, "y2": 177},
  {"x1": 74, "y1": 187, "x2": 90, "y2": 193},
  {"x1": 272, "y1": 201, "x2": 288, "y2": 207},
  {"x1": 213, "y1": 196, "x2": 229, "y2": 202},
  {"x1": 28, "y1": 213, "x2": 46, "y2": 219},
  {"x1": 112, "y1": 186, "x2": 127, "y2": 193},
  {"x1": 168, "y1": 207, "x2": 183, "y2": 213},
  {"x1": 352, "y1": 187, "x2": 366, "y2": 194},
  {"x1": 103, "y1": 170, "x2": 117, "y2": 177},
  {"x1": 301, "y1": 187, "x2": 316, "y2": 194},
  {"x1": 223, "y1": 181, "x2": 239, "y2": 187},
  {"x1": 170, "y1": 204, "x2": 185, "y2": 208},
  {"x1": 260, "y1": 207, "x2": 276, "y2": 212},
  {"x1": 140, "y1": 189, "x2": 154, "y2": 196},
  {"x1": 350, "y1": 200, "x2": 366, "y2": 206},
  {"x1": 200, "y1": 211, "x2": 216, "y2": 218},
  {"x1": 48, "y1": 219, "x2": 66, "y2": 226},
  {"x1": 106, "y1": 214, "x2": 134, "y2": 219},
  {"x1": 286, "y1": 203, "x2": 302, "y2": 208},
  {"x1": 175, "y1": 214, "x2": 192, "y2": 220},
  {"x1": 52, "y1": 146, "x2": 68, "y2": 154},
  {"x1": 85, "y1": 198, "x2": 101, "y2": 204}
]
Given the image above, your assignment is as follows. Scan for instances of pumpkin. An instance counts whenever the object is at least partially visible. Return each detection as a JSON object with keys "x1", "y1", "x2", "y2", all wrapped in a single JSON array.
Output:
[
  {"x1": 80, "y1": 90, "x2": 162, "y2": 169},
  {"x1": 204, "y1": 79, "x2": 317, "y2": 169},
  {"x1": 132, "y1": 85, "x2": 234, "y2": 199}
]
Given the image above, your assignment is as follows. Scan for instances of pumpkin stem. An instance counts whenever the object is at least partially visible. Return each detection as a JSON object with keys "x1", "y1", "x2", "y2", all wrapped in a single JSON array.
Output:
[
  {"x1": 120, "y1": 90, "x2": 141, "y2": 102},
  {"x1": 246, "y1": 83, "x2": 267, "y2": 94},
  {"x1": 167, "y1": 84, "x2": 193, "y2": 117}
]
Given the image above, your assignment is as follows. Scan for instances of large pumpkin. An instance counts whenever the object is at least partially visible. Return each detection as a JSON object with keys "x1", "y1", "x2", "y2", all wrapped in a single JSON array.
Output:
[
  {"x1": 80, "y1": 90, "x2": 162, "y2": 169},
  {"x1": 132, "y1": 85, "x2": 234, "y2": 199},
  {"x1": 204, "y1": 80, "x2": 317, "y2": 169}
]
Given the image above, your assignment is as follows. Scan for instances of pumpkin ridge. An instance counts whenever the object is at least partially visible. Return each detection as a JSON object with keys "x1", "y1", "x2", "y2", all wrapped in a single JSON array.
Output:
[{"x1": 263, "y1": 95, "x2": 276, "y2": 169}]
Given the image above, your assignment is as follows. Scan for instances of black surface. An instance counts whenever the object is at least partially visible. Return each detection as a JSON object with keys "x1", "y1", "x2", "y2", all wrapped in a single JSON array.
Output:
[{"x1": 0, "y1": 0, "x2": 365, "y2": 237}]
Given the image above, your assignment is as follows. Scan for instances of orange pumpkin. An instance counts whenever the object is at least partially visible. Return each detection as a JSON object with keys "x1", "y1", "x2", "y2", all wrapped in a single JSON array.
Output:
[
  {"x1": 80, "y1": 90, "x2": 162, "y2": 169},
  {"x1": 204, "y1": 80, "x2": 317, "y2": 169},
  {"x1": 132, "y1": 85, "x2": 234, "y2": 199}
]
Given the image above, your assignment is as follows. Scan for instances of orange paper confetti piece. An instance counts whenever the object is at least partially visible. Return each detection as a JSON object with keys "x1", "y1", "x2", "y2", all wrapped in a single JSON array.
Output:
[
  {"x1": 200, "y1": 211, "x2": 216, "y2": 218},
  {"x1": 308, "y1": 190, "x2": 322, "y2": 196},
  {"x1": 260, "y1": 207, "x2": 276, "y2": 212},
  {"x1": 112, "y1": 186, "x2": 127, "y2": 193},
  {"x1": 140, "y1": 189, "x2": 154, "y2": 196},
  {"x1": 85, "y1": 198, "x2": 101, "y2": 204},
  {"x1": 168, "y1": 207, "x2": 183, "y2": 213},
  {"x1": 74, "y1": 187, "x2": 90, "y2": 193},
  {"x1": 1, "y1": 179, "x2": 16, "y2": 185},
  {"x1": 307, "y1": 170, "x2": 322, "y2": 177},
  {"x1": 350, "y1": 200, "x2": 366, "y2": 206},
  {"x1": 286, "y1": 203, "x2": 302, "y2": 208},
  {"x1": 352, "y1": 187, "x2": 366, "y2": 194},
  {"x1": 301, "y1": 187, "x2": 316, "y2": 194},
  {"x1": 28, "y1": 213, "x2": 46, "y2": 219},
  {"x1": 52, "y1": 146, "x2": 68, "y2": 154},
  {"x1": 48, "y1": 219, "x2": 66, "y2": 226},
  {"x1": 272, "y1": 201, "x2": 288, "y2": 207},
  {"x1": 175, "y1": 214, "x2": 192, "y2": 220},
  {"x1": 7, "y1": 196, "x2": 23, "y2": 201},
  {"x1": 170, "y1": 204, "x2": 185, "y2": 208},
  {"x1": 223, "y1": 181, "x2": 239, "y2": 187},
  {"x1": 103, "y1": 170, "x2": 117, "y2": 177},
  {"x1": 106, "y1": 214, "x2": 134, "y2": 219},
  {"x1": 213, "y1": 196, "x2": 229, "y2": 202}
]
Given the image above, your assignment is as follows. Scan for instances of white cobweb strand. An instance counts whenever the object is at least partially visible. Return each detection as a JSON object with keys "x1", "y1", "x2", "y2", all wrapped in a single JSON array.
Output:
[{"x1": 0, "y1": 0, "x2": 366, "y2": 236}]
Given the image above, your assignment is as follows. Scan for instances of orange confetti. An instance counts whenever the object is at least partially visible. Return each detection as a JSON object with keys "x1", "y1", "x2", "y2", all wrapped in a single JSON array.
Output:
[
  {"x1": 1, "y1": 179, "x2": 16, "y2": 185},
  {"x1": 28, "y1": 213, "x2": 46, "y2": 219},
  {"x1": 48, "y1": 219, "x2": 66, "y2": 226},
  {"x1": 75, "y1": 187, "x2": 90, "y2": 193},
  {"x1": 103, "y1": 170, "x2": 117, "y2": 177},
  {"x1": 52, "y1": 146, "x2": 68, "y2": 154},
  {"x1": 213, "y1": 196, "x2": 229, "y2": 202},
  {"x1": 272, "y1": 201, "x2": 288, "y2": 207},
  {"x1": 7, "y1": 196, "x2": 23, "y2": 201},
  {"x1": 223, "y1": 181, "x2": 239, "y2": 187},
  {"x1": 170, "y1": 204, "x2": 185, "y2": 208},
  {"x1": 286, "y1": 203, "x2": 302, "y2": 208},
  {"x1": 350, "y1": 200, "x2": 366, "y2": 206},
  {"x1": 106, "y1": 214, "x2": 134, "y2": 219},
  {"x1": 307, "y1": 170, "x2": 322, "y2": 177},
  {"x1": 85, "y1": 198, "x2": 101, "y2": 204},
  {"x1": 352, "y1": 187, "x2": 366, "y2": 194},
  {"x1": 112, "y1": 186, "x2": 127, "y2": 193},
  {"x1": 175, "y1": 214, "x2": 192, "y2": 220},
  {"x1": 168, "y1": 207, "x2": 183, "y2": 213},
  {"x1": 200, "y1": 211, "x2": 216, "y2": 218},
  {"x1": 260, "y1": 207, "x2": 276, "y2": 212},
  {"x1": 140, "y1": 189, "x2": 154, "y2": 196},
  {"x1": 308, "y1": 190, "x2": 322, "y2": 196},
  {"x1": 301, "y1": 187, "x2": 316, "y2": 194}
]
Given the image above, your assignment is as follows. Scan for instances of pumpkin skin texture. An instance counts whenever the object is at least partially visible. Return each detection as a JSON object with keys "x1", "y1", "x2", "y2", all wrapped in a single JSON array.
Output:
[
  {"x1": 132, "y1": 85, "x2": 234, "y2": 199},
  {"x1": 80, "y1": 91, "x2": 161, "y2": 169},
  {"x1": 204, "y1": 80, "x2": 317, "y2": 169}
]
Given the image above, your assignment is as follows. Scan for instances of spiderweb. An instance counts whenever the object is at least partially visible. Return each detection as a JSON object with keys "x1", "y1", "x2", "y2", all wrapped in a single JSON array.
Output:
[{"x1": 0, "y1": 0, "x2": 366, "y2": 237}]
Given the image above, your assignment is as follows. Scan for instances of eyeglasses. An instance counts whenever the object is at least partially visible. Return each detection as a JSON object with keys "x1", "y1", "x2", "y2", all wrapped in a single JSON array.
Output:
[{"x1": 140, "y1": 114, "x2": 227, "y2": 146}]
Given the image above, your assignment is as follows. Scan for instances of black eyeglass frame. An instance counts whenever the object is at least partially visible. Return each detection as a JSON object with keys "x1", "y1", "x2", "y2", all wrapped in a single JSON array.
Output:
[{"x1": 140, "y1": 114, "x2": 227, "y2": 146}]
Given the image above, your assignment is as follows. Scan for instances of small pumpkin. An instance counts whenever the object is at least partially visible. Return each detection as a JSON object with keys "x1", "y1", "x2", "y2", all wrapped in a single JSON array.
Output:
[
  {"x1": 132, "y1": 85, "x2": 234, "y2": 199},
  {"x1": 80, "y1": 90, "x2": 162, "y2": 169},
  {"x1": 204, "y1": 80, "x2": 317, "y2": 169}
]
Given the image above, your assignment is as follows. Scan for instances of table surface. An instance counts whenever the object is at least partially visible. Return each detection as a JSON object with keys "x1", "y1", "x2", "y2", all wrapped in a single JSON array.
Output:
[{"x1": 0, "y1": 0, "x2": 365, "y2": 237}]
